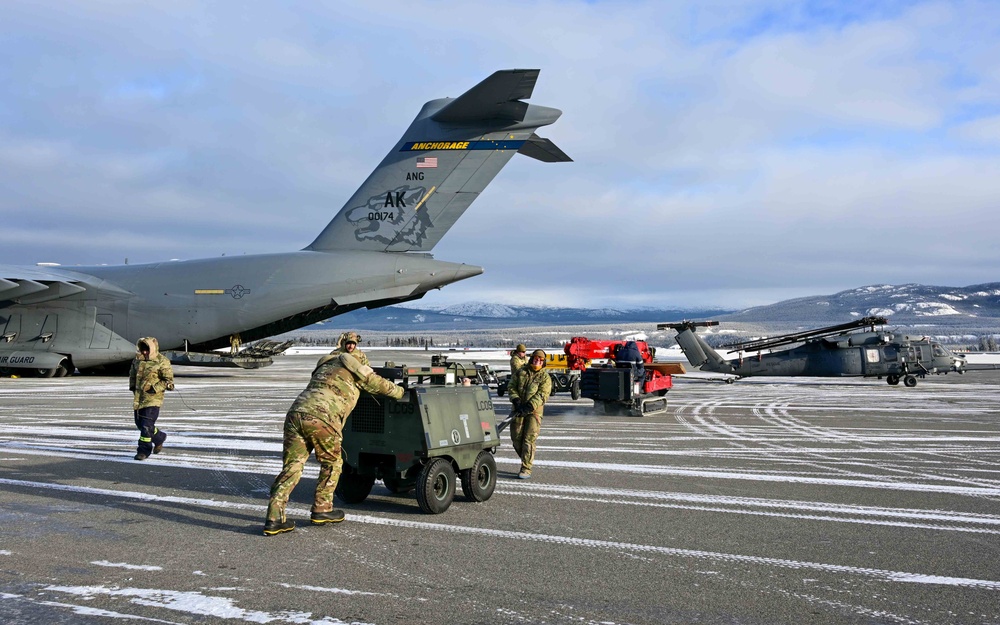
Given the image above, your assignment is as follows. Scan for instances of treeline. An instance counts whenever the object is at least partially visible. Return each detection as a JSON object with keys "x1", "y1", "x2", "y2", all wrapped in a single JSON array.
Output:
[
  {"x1": 288, "y1": 333, "x2": 649, "y2": 350},
  {"x1": 966, "y1": 335, "x2": 1000, "y2": 351},
  {"x1": 384, "y1": 336, "x2": 436, "y2": 347}
]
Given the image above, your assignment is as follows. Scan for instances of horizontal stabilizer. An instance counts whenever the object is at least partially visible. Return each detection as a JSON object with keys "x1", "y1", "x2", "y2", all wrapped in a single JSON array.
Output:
[
  {"x1": 518, "y1": 134, "x2": 572, "y2": 163},
  {"x1": 432, "y1": 69, "x2": 538, "y2": 123}
]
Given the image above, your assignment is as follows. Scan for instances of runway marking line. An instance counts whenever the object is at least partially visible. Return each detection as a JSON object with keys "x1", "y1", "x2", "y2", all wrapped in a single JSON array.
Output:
[{"x1": 3, "y1": 477, "x2": 999, "y2": 591}]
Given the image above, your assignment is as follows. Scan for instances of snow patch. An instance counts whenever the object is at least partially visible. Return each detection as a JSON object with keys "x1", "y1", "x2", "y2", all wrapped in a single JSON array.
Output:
[
  {"x1": 44, "y1": 585, "x2": 369, "y2": 624},
  {"x1": 91, "y1": 561, "x2": 163, "y2": 571}
]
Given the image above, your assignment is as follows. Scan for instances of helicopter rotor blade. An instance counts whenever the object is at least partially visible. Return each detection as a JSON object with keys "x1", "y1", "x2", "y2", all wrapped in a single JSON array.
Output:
[
  {"x1": 657, "y1": 320, "x2": 720, "y2": 331},
  {"x1": 723, "y1": 316, "x2": 888, "y2": 352}
]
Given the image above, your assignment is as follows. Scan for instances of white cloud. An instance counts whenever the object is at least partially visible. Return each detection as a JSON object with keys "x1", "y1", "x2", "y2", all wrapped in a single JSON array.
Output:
[{"x1": 3, "y1": 0, "x2": 1000, "y2": 308}]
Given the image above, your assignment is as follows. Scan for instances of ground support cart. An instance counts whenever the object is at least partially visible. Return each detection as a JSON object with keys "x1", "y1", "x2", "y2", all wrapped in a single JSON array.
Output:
[{"x1": 336, "y1": 365, "x2": 500, "y2": 514}]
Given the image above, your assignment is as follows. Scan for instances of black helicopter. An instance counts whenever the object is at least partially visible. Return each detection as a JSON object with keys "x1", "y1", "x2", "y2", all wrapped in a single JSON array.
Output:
[{"x1": 660, "y1": 316, "x2": 980, "y2": 387}]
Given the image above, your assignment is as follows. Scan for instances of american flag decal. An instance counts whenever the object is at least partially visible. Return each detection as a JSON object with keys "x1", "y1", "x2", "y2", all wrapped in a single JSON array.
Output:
[{"x1": 416, "y1": 157, "x2": 438, "y2": 168}]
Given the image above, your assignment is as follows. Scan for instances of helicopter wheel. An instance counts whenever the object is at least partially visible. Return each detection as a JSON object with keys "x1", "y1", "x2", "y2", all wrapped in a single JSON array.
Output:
[
  {"x1": 886, "y1": 374, "x2": 900, "y2": 386},
  {"x1": 903, "y1": 375, "x2": 917, "y2": 388}
]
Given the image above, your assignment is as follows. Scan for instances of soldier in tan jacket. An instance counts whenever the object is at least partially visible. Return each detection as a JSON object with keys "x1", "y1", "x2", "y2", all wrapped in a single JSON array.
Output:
[
  {"x1": 128, "y1": 337, "x2": 174, "y2": 461},
  {"x1": 264, "y1": 351, "x2": 404, "y2": 536},
  {"x1": 507, "y1": 349, "x2": 552, "y2": 480},
  {"x1": 509, "y1": 343, "x2": 528, "y2": 374}
]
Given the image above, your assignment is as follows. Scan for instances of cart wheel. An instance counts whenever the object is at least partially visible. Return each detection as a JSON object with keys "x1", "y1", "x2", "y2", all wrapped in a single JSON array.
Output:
[
  {"x1": 336, "y1": 469, "x2": 375, "y2": 504},
  {"x1": 570, "y1": 379, "x2": 581, "y2": 400},
  {"x1": 416, "y1": 458, "x2": 456, "y2": 514},
  {"x1": 383, "y1": 477, "x2": 413, "y2": 494},
  {"x1": 460, "y1": 451, "x2": 497, "y2": 502}
]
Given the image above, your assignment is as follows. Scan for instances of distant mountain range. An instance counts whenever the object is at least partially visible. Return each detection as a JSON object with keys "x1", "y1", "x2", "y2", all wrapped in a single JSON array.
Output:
[
  {"x1": 309, "y1": 283, "x2": 1000, "y2": 334},
  {"x1": 717, "y1": 283, "x2": 1000, "y2": 330},
  {"x1": 312, "y1": 301, "x2": 731, "y2": 331}
]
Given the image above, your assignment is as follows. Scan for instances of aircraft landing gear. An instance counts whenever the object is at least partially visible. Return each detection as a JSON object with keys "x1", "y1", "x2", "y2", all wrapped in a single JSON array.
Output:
[
  {"x1": 903, "y1": 375, "x2": 918, "y2": 387},
  {"x1": 886, "y1": 374, "x2": 900, "y2": 386},
  {"x1": 36, "y1": 362, "x2": 71, "y2": 378}
]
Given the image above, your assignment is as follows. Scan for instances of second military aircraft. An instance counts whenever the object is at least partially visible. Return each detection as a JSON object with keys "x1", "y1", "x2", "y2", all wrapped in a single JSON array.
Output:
[{"x1": 661, "y1": 317, "x2": 972, "y2": 387}]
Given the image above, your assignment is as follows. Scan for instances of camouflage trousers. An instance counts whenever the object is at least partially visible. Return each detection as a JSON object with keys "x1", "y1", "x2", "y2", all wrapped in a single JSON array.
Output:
[
  {"x1": 266, "y1": 410, "x2": 345, "y2": 522},
  {"x1": 509, "y1": 411, "x2": 542, "y2": 474}
]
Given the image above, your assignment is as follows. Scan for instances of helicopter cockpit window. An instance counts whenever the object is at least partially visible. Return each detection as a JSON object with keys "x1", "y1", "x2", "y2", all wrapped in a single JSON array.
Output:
[
  {"x1": 883, "y1": 346, "x2": 898, "y2": 361},
  {"x1": 933, "y1": 345, "x2": 946, "y2": 357}
]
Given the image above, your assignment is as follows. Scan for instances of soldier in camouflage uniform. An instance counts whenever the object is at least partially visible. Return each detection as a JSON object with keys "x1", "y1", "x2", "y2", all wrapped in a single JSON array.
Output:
[
  {"x1": 128, "y1": 337, "x2": 174, "y2": 461},
  {"x1": 263, "y1": 351, "x2": 405, "y2": 536},
  {"x1": 509, "y1": 344, "x2": 528, "y2": 374},
  {"x1": 330, "y1": 331, "x2": 369, "y2": 366},
  {"x1": 507, "y1": 349, "x2": 552, "y2": 480}
]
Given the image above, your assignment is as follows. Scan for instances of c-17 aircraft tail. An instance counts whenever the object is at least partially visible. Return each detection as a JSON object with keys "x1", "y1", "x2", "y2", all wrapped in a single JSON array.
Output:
[
  {"x1": 307, "y1": 69, "x2": 570, "y2": 253},
  {"x1": 0, "y1": 69, "x2": 569, "y2": 377}
]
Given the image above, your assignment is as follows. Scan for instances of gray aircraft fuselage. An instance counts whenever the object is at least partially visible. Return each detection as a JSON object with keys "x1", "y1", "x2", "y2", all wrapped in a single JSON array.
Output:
[{"x1": 1, "y1": 252, "x2": 479, "y2": 371}]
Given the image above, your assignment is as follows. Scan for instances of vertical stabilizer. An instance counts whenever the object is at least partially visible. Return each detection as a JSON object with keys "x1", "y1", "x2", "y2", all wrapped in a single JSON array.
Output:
[
  {"x1": 306, "y1": 69, "x2": 570, "y2": 253},
  {"x1": 658, "y1": 321, "x2": 735, "y2": 373}
]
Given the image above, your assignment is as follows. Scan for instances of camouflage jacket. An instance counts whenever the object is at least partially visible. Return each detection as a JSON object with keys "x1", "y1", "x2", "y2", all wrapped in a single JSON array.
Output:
[
  {"x1": 509, "y1": 353, "x2": 528, "y2": 374},
  {"x1": 129, "y1": 337, "x2": 175, "y2": 410},
  {"x1": 508, "y1": 366, "x2": 552, "y2": 416},
  {"x1": 288, "y1": 353, "x2": 404, "y2": 425}
]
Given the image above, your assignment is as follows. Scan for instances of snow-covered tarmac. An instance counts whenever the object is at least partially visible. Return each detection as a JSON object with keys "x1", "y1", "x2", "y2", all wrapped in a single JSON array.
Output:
[{"x1": 2, "y1": 349, "x2": 1000, "y2": 624}]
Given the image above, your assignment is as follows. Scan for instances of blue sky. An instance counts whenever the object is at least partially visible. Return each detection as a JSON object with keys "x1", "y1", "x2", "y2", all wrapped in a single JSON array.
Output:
[{"x1": 2, "y1": 1, "x2": 999, "y2": 309}]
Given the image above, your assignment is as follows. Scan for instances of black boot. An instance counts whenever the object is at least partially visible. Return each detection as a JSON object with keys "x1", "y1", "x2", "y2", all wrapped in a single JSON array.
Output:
[
  {"x1": 263, "y1": 519, "x2": 295, "y2": 536},
  {"x1": 310, "y1": 510, "x2": 346, "y2": 525}
]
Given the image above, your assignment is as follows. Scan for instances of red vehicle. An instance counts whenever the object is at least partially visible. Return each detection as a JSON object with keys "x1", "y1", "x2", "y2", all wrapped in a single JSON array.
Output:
[{"x1": 564, "y1": 337, "x2": 683, "y2": 416}]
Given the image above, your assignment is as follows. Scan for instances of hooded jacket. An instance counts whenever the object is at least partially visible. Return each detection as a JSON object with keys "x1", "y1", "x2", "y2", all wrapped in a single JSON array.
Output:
[
  {"x1": 327, "y1": 331, "x2": 369, "y2": 366},
  {"x1": 128, "y1": 337, "x2": 175, "y2": 410}
]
